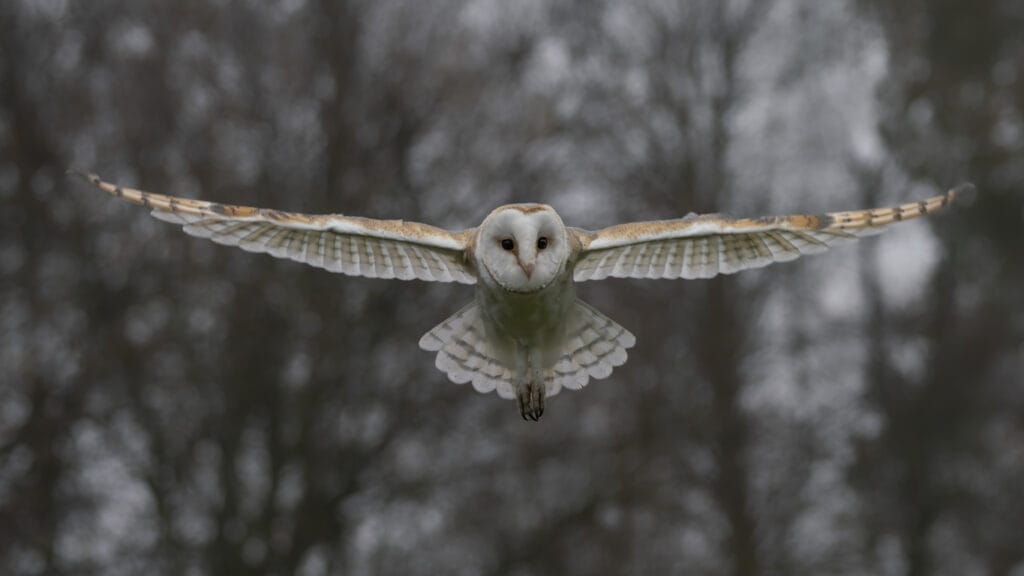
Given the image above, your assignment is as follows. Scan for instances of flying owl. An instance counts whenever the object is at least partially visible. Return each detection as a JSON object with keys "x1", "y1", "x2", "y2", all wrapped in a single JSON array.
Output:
[{"x1": 74, "y1": 172, "x2": 970, "y2": 420}]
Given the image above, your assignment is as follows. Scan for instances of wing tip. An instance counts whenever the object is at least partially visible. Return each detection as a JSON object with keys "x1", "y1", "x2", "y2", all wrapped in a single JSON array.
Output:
[
  {"x1": 67, "y1": 168, "x2": 102, "y2": 187},
  {"x1": 67, "y1": 169, "x2": 134, "y2": 202}
]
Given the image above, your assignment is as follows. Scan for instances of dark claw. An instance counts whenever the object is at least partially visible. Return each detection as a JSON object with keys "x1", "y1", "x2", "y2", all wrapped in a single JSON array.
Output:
[{"x1": 516, "y1": 382, "x2": 545, "y2": 422}]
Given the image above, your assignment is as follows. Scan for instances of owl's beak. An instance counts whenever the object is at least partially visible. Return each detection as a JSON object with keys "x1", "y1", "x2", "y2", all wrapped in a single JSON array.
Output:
[{"x1": 516, "y1": 256, "x2": 535, "y2": 280}]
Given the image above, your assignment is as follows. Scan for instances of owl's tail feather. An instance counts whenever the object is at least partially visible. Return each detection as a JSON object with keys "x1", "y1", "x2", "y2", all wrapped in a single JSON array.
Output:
[
  {"x1": 418, "y1": 300, "x2": 636, "y2": 401},
  {"x1": 545, "y1": 300, "x2": 636, "y2": 398},
  {"x1": 418, "y1": 303, "x2": 518, "y2": 399}
]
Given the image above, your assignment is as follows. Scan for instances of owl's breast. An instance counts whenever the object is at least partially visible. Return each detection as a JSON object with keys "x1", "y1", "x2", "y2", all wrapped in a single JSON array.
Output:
[{"x1": 475, "y1": 272, "x2": 576, "y2": 355}]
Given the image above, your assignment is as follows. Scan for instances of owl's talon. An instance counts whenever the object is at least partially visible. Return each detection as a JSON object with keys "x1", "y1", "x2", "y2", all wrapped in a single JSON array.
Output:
[{"x1": 517, "y1": 382, "x2": 545, "y2": 422}]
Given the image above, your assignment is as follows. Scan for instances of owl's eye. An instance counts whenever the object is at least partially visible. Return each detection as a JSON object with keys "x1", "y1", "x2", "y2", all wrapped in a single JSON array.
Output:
[
  {"x1": 537, "y1": 237, "x2": 548, "y2": 250},
  {"x1": 500, "y1": 238, "x2": 515, "y2": 251}
]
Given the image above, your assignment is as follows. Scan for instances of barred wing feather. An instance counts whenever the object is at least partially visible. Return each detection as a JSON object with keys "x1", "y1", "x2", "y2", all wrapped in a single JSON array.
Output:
[
  {"x1": 75, "y1": 172, "x2": 476, "y2": 284},
  {"x1": 572, "y1": 187, "x2": 969, "y2": 282}
]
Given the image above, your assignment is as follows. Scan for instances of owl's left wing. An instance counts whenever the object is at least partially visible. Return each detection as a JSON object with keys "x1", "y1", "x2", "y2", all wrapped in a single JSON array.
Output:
[
  {"x1": 571, "y1": 186, "x2": 971, "y2": 282},
  {"x1": 74, "y1": 172, "x2": 476, "y2": 284}
]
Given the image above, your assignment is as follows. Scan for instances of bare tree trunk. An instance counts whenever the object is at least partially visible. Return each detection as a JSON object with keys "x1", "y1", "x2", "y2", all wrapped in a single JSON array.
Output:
[
  {"x1": 699, "y1": 277, "x2": 759, "y2": 576},
  {"x1": 695, "y1": 4, "x2": 767, "y2": 574},
  {"x1": 0, "y1": 14, "x2": 75, "y2": 573}
]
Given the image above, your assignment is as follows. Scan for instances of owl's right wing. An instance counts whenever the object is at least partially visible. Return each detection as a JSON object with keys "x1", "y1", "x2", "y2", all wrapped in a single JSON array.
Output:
[
  {"x1": 571, "y1": 185, "x2": 971, "y2": 282},
  {"x1": 74, "y1": 172, "x2": 477, "y2": 284}
]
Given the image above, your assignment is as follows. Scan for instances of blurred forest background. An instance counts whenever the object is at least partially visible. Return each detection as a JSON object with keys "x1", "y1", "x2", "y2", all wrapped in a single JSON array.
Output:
[{"x1": 2, "y1": 0, "x2": 1023, "y2": 574}]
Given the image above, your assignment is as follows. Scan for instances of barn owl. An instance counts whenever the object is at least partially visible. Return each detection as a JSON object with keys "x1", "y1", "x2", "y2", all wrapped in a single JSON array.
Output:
[{"x1": 74, "y1": 172, "x2": 970, "y2": 420}]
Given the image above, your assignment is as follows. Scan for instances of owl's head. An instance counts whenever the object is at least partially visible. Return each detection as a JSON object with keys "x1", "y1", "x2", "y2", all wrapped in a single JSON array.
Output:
[{"x1": 476, "y1": 204, "x2": 569, "y2": 293}]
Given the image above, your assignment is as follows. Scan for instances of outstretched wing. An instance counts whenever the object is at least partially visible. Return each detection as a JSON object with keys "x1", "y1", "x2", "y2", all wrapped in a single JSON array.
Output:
[
  {"x1": 73, "y1": 172, "x2": 476, "y2": 284},
  {"x1": 571, "y1": 185, "x2": 971, "y2": 282}
]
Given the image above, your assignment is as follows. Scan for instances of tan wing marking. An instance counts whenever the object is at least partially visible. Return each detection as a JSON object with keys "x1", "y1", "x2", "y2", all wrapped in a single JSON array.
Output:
[
  {"x1": 73, "y1": 171, "x2": 477, "y2": 283},
  {"x1": 571, "y1": 184, "x2": 971, "y2": 281},
  {"x1": 575, "y1": 186, "x2": 967, "y2": 250}
]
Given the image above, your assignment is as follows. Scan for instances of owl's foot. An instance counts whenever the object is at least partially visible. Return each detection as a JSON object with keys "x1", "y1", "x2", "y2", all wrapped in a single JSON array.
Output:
[{"x1": 517, "y1": 381, "x2": 545, "y2": 421}]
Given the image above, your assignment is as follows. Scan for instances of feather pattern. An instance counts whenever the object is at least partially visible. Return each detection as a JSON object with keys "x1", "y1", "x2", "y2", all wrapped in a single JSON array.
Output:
[
  {"x1": 418, "y1": 303, "x2": 517, "y2": 399},
  {"x1": 571, "y1": 185, "x2": 969, "y2": 281},
  {"x1": 74, "y1": 172, "x2": 476, "y2": 284},
  {"x1": 419, "y1": 301, "x2": 635, "y2": 399},
  {"x1": 546, "y1": 301, "x2": 635, "y2": 397}
]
